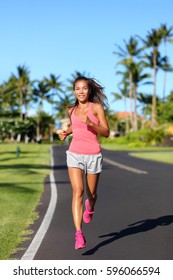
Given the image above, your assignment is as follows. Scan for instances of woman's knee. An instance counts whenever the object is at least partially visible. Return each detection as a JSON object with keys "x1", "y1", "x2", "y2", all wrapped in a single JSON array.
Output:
[{"x1": 73, "y1": 187, "x2": 84, "y2": 198}]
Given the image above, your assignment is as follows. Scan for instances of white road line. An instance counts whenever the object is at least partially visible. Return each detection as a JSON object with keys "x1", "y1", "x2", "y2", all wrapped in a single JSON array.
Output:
[
  {"x1": 103, "y1": 157, "x2": 148, "y2": 174},
  {"x1": 21, "y1": 146, "x2": 57, "y2": 260}
]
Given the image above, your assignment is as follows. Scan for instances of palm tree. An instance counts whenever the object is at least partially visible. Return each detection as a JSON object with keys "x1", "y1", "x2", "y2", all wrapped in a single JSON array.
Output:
[
  {"x1": 138, "y1": 93, "x2": 153, "y2": 121},
  {"x1": 112, "y1": 80, "x2": 130, "y2": 133},
  {"x1": 42, "y1": 74, "x2": 64, "y2": 141},
  {"x1": 54, "y1": 92, "x2": 74, "y2": 119},
  {"x1": 43, "y1": 74, "x2": 63, "y2": 113},
  {"x1": 131, "y1": 62, "x2": 152, "y2": 131},
  {"x1": 113, "y1": 36, "x2": 144, "y2": 130},
  {"x1": 137, "y1": 28, "x2": 162, "y2": 129},
  {"x1": 104, "y1": 108, "x2": 119, "y2": 133},
  {"x1": 159, "y1": 24, "x2": 173, "y2": 100},
  {"x1": 0, "y1": 84, "x2": 4, "y2": 114},
  {"x1": 116, "y1": 64, "x2": 135, "y2": 129},
  {"x1": 10, "y1": 65, "x2": 30, "y2": 120},
  {"x1": 114, "y1": 36, "x2": 144, "y2": 59},
  {"x1": 32, "y1": 80, "x2": 50, "y2": 139},
  {"x1": 142, "y1": 51, "x2": 172, "y2": 120},
  {"x1": 44, "y1": 73, "x2": 63, "y2": 91}
]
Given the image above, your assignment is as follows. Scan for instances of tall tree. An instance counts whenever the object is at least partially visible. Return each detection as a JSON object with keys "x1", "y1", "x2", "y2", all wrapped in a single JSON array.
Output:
[
  {"x1": 112, "y1": 79, "x2": 130, "y2": 133},
  {"x1": 10, "y1": 65, "x2": 30, "y2": 120},
  {"x1": 137, "y1": 28, "x2": 162, "y2": 129},
  {"x1": 113, "y1": 36, "x2": 143, "y2": 130},
  {"x1": 142, "y1": 51, "x2": 172, "y2": 121},
  {"x1": 138, "y1": 93, "x2": 153, "y2": 120},
  {"x1": 131, "y1": 62, "x2": 151, "y2": 131},
  {"x1": 32, "y1": 80, "x2": 50, "y2": 138},
  {"x1": 43, "y1": 74, "x2": 63, "y2": 113},
  {"x1": 54, "y1": 92, "x2": 74, "y2": 119},
  {"x1": 159, "y1": 23, "x2": 173, "y2": 100},
  {"x1": 0, "y1": 79, "x2": 20, "y2": 117}
]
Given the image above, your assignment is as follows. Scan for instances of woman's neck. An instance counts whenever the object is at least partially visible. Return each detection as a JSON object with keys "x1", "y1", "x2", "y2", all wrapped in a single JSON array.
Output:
[{"x1": 77, "y1": 101, "x2": 90, "y2": 109}]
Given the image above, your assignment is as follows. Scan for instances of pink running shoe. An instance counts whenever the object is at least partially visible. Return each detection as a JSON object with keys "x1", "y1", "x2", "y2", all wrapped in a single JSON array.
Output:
[
  {"x1": 83, "y1": 199, "x2": 94, "y2": 224},
  {"x1": 75, "y1": 230, "x2": 86, "y2": 250}
]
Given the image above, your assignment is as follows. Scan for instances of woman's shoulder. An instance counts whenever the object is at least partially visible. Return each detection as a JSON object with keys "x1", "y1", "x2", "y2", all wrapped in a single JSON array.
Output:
[
  {"x1": 91, "y1": 103, "x2": 104, "y2": 118},
  {"x1": 68, "y1": 106, "x2": 76, "y2": 117},
  {"x1": 92, "y1": 102, "x2": 103, "y2": 111}
]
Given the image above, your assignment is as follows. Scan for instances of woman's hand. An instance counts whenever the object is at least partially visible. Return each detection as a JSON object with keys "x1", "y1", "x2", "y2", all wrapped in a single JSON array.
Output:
[
  {"x1": 58, "y1": 130, "x2": 67, "y2": 141},
  {"x1": 81, "y1": 104, "x2": 110, "y2": 137},
  {"x1": 81, "y1": 115, "x2": 93, "y2": 126}
]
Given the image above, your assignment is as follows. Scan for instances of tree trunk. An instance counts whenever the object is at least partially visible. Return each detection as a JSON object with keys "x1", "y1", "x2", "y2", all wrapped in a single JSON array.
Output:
[
  {"x1": 20, "y1": 89, "x2": 23, "y2": 120},
  {"x1": 163, "y1": 40, "x2": 167, "y2": 102},
  {"x1": 133, "y1": 85, "x2": 138, "y2": 131},
  {"x1": 123, "y1": 96, "x2": 129, "y2": 133},
  {"x1": 151, "y1": 47, "x2": 157, "y2": 129},
  {"x1": 129, "y1": 71, "x2": 134, "y2": 131},
  {"x1": 36, "y1": 103, "x2": 41, "y2": 141}
]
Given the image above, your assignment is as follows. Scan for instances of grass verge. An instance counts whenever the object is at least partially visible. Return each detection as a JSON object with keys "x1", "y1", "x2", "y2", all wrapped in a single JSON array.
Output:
[
  {"x1": 129, "y1": 151, "x2": 173, "y2": 164},
  {"x1": 101, "y1": 143, "x2": 173, "y2": 164},
  {"x1": 0, "y1": 143, "x2": 51, "y2": 260}
]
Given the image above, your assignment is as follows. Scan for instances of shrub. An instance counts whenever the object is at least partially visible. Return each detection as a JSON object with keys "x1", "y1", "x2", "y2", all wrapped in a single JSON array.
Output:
[{"x1": 100, "y1": 127, "x2": 166, "y2": 146}]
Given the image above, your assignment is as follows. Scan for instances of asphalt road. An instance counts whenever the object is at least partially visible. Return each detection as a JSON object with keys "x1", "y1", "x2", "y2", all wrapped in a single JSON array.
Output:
[{"x1": 18, "y1": 145, "x2": 173, "y2": 260}]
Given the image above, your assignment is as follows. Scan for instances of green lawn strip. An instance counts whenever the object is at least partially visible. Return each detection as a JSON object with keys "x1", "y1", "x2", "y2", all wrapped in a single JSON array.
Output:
[
  {"x1": 0, "y1": 144, "x2": 51, "y2": 259},
  {"x1": 101, "y1": 143, "x2": 173, "y2": 164},
  {"x1": 101, "y1": 143, "x2": 173, "y2": 151},
  {"x1": 129, "y1": 151, "x2": 173, "y2": 164}
]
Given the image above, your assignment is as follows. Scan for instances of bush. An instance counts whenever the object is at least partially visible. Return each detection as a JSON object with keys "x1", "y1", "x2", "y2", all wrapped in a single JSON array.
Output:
[
  {"x1": 128, "y1": 141, "x2": 147, "y2": 148},
  {"x1": 100, "y1": 127, "x2": 166, "y2": 146},
  {"x1": 144, "y1": 128, "x2": 165, "y2": 144},
  {"x1": 125, "y1": 128, "x2": 165, "y2": 145}
]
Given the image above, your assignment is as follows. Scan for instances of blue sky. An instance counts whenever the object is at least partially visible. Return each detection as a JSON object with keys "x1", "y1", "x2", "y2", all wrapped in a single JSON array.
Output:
[{"x1": 1, "y1": 0, "x2": 173, "y2": 114}]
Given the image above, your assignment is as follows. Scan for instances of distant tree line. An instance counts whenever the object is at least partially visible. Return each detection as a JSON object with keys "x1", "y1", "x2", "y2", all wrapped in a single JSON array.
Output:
[
  {"x1": 0, "y1": 23, "x2": 173, "y2": 142},
  {"x1": 112, "y1": 23, "x2": 173, "y2": 132}
]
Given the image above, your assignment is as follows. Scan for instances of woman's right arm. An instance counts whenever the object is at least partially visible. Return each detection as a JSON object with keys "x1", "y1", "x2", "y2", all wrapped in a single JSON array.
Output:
[
  {"x1": 58, "y1": 124, "x2": 72, "y2": 140},
  {"x1": 58, "y1": 108, "x2": 73, "y2": 140}
]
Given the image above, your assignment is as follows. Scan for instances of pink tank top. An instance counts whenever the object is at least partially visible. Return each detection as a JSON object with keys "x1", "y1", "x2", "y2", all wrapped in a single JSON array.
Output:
[{"x1": 69, "y1": 102, "x2": 101, "y2": 154}]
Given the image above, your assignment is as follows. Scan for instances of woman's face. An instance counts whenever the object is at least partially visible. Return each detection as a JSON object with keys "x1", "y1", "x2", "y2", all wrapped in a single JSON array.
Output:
[{"x1": 73, "y1": 80, "x2": 90, "y2": 103}]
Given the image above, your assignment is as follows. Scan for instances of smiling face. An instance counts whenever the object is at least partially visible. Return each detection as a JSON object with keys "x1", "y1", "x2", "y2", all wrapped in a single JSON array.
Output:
[{"x1": 73, "y1": 80, "x2": 90, "y2": 103}]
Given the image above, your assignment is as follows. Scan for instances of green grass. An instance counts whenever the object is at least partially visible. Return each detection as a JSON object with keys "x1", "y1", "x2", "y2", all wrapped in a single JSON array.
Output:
[
  {"x1": 129, "y1": 151, "x2": 173, "y2": 164},
  {"x1": 101, "y1": 143, "x2": 173, "y2": 164},
  {"x1": 0, "y1": 144, "x2": 51, "y2": 259}
]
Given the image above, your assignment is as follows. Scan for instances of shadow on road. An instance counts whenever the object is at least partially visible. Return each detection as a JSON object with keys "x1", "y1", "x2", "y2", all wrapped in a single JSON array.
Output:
[
  {"x1": 82, "y1": 215, "x2": 173, "y2": 255},
  {"x1": 53, "y1": 165, "x2": 68, "y2": 170}
]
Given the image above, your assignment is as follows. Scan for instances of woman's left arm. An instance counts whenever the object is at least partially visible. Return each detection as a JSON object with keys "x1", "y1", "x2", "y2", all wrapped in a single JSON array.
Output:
[{"x1": 82, "y1": 103, "x2": 110, "y2": 138}]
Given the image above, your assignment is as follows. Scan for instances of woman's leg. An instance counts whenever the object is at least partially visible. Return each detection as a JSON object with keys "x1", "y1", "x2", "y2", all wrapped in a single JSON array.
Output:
[
  {"x1": 85, "y1": 173, "x2": 100, "y2": 210},
  {"x1": 68, "y1": 167, "x2": 84, "y2": 230}
]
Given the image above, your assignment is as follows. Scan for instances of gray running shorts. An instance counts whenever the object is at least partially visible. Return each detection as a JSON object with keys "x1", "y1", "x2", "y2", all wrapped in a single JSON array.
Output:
[{"x1": 66, "y1": 150, "x2": 103, "y2": 174}]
